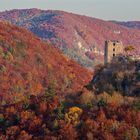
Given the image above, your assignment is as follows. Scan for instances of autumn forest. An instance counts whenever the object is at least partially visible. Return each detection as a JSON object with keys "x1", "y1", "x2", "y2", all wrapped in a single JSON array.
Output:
[{"x1": 0, "y1": 7, "x2": 140, "y2": 140}]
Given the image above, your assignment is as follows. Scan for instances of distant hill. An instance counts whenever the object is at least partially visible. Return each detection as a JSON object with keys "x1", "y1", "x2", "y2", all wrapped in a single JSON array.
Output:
[
  {"x1": 112, "y1": 21, "x2": 140, "y2": 30},
  {"x1": 1, "y1": 9, "x2": 140, "y2": 68},
  {"x1": 0, "y1": 21, "x2": 92, "y2": 105}
]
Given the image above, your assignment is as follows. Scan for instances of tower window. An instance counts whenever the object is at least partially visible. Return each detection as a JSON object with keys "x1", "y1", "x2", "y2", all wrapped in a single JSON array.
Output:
[
  {"x1": 113, "y1": 43, "x2": 116, "y2": 46},
  {"x1": 113, "y1": 54, "x2": 115, "y2": 57},
  {"x1": 113, "y1": 48, "x2": 115, "y2": 51}
]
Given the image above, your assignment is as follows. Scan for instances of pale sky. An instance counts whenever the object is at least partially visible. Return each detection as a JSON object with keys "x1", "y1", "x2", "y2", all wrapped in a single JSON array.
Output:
[{"x1": 0, "y1": 0, "x2": 139, "y2": 21}]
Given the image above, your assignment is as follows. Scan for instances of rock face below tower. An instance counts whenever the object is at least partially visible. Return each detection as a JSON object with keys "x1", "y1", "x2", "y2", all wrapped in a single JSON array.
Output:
[{"x1": 104, "y1": 40, "x2": 124, "y2": 64}]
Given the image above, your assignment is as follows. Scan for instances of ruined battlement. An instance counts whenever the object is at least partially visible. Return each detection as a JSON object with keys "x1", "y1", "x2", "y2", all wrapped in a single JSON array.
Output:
[{"x1": 104, "y1": 40, "x2": 124, "y2": 64}]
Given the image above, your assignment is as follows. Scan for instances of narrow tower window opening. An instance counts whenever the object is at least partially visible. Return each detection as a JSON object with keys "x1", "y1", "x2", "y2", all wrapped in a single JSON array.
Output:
[{"x1": 113, "y1": 53, "x2": 115, "y2": 57}]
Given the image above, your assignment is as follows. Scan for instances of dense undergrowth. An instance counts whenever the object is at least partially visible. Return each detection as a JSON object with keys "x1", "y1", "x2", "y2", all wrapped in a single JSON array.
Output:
[{"x1": 0, "y1": 90, "x2": 140, "y2": 140}]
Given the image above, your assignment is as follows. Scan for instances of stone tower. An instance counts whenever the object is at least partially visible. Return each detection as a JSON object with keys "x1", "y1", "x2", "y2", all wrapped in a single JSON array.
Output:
[{"x1": 104, "y1": 40, "x2": 124, "y2": 64}]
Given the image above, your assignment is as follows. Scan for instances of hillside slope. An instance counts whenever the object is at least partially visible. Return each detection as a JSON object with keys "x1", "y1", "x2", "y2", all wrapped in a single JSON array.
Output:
[
  {"x1": 1, "y1": 9, "x2": 140, "y2": 68},
  {"x1": 112, "y1": 21, "x2": 140, "y2": 30},
  {"x1": 0, "y1": 21, "x2": 92, "y2": 105}
]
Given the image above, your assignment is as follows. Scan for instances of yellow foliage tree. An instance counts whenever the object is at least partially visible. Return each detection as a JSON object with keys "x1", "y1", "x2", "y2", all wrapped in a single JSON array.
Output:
[
  {"x1": 65, "y1": 107, "x2": 83, "y2": 126},
  {"x1": 124, "y1": 45, "x2": 135, "y2": 55}
]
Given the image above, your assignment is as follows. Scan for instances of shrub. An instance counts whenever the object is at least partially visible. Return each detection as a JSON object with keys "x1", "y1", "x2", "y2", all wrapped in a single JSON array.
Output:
[
  {"x1": 17, "y1": 130, "x2": 32, "y2": 140},
  {"x1": 0, "y1": 65, "x2": 6, "y2": 73},
  {"x1": 8, "y1": 47, "x2": 15, "y2": 55},
  {"x1": 131, "y1": 127, "x2": 138, "y2": 138},
  {"x1": 54, "y1": 101, "x2": 65, "y2": 120},
  {"x1": 97, "y1": 98, "x2": 107, "y2": 107},
  {"x1": 3, "y1": 52, "x2": 14, "y2": 61},
  {"x1": 22, "y1": 101, "x2": 30, "y2": 110},
  {"x1": 0, "y1": 47, "x2": 3, "y2": 55},
  {"x1": 45, "y1": 87, "x2": 56, "y2": 101},
  {"x1": 45, "y1": 80, "x2": 57, "y2": 101},
  {"x1": 132, "y1": 100, "x2": 140, "y2": 111},
  {"x1": 0, "y1": 114, "x2": 4, "y2": 123},
  {"x1": 78, "y1": 90, "x2": 95, "y2": 106}
]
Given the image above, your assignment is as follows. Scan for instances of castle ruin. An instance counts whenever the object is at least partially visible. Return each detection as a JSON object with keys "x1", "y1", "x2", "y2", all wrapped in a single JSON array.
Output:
[{"x1": 104, "y1": 40, "x2": 124, "y2": 64}]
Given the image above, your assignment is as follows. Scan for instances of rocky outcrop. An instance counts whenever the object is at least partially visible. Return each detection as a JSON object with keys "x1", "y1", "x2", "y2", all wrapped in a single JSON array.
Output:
[{"x1": 87, "y1": 56, "x2": 140, "y2": 96}]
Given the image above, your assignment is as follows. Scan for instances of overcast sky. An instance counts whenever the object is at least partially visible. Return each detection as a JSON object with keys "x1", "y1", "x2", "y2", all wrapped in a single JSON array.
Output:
[{"x1": 0, "y1": 0, "x2": 139, "y2": 21}]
